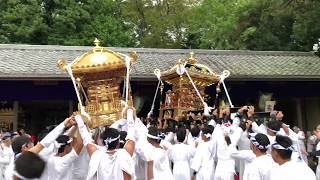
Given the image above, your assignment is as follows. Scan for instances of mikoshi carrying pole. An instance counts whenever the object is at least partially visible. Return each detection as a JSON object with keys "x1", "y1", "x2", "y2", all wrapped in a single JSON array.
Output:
[{"x1": 148, "y1": 69, "x2": 162, "y2": 117}]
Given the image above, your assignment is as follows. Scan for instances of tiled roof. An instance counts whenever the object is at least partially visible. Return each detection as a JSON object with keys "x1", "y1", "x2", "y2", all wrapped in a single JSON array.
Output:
[{"x1": 0, "y1": 44, "x2": 320, "y2": 81}]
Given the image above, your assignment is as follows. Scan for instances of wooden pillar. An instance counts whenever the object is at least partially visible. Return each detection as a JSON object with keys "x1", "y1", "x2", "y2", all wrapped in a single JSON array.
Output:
[
  {"x1": 294, "y1": 98, "x2": 303, "y2": 130},
  {"x1": 68, "y1": 100, "x2": 74, "y2": 115},
  {"x1": 13, "y1": 101, "x2": 19, "y2": 131}
]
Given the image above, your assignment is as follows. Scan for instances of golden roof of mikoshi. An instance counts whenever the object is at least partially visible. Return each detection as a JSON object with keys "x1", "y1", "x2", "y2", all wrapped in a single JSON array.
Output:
[
  {"x1": 161, "y1": 52, "x2": 220, "y2": 86},
  {"x1": 71, "y1": 38, "x2": 125, "y2": 73}
]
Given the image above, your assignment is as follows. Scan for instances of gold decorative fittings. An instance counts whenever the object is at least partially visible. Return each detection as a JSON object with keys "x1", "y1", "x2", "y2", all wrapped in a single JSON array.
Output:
[
  {"x1": 187, "y1": 52, "x2": 197, "y2": 64},
  {"x1": 57, "y1": 59, "x2": 67, "y2": 71},
  {"x1": 57, "y1": 38, "x2": 137, "y2": 128},
  {"x1": 159, "y1": 52, "x2": 221, "y2": 120},
  {"x1": 93, "y1": 38, "x2": 101, "y2": 47}
]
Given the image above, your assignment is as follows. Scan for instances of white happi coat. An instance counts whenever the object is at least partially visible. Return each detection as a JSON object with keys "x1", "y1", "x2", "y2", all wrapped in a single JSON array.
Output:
[
  {"x1": 72, "y1": 147, "x2": 90, "y2": 180},
  {"x1": 236, "y1": 131, "x2": 251, "y2": 180},
  {"x1": 187, "y1": 133, "x2": 203, "y2": 148},
  {"x1": 150, "y1": 146, "x2": 173, "y2": 180},
  {"x1": 230, "y1": 149, "x2": 255, "y2": 180},
  {"x1": 86, "y1": 148, "x2": 134, "y2": 180},
  {"x1": 214, "y1": 124, "x2": 236, "y2": 180},
  {"x1": 168, "y1": 143, "x2": 195, "y2": 180},
  {"x1": 296, "y1": 130, "x2": 308, "y2": 163},
  {"x1": 270, "y1": 160, "x2": 316, "y2": 180},
  {"x1": 41, "y1": 149, "x2": 79, "y2": 180},
  {"x1": 0, "y1": 144, "x2": 14, "y2": 179},
  {"x1": 316, "y1": 141, "x2": 320, "y2": 180},
  {"x1": 134, "y1": 139, "x2": 154, "y2": 180},
  {"x1": 191, "y1": 139, "x2": 217, "y2": 180},
  {"x1": 243, "y1": 154, "x2": 277, "y2": 180}
]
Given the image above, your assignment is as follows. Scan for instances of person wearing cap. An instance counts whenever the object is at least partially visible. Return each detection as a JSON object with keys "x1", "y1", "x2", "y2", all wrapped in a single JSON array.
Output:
[
  {"x1": 167, "y1": 127, "x2": 195, "y2": 180},
  {"x1": 270, "y1": 135, "x2": 316, "y2": 180},
  {"x1": 192, "y1": 126, "x2": 217, "y2": 180},
  {"x1": 0, "y1": 133, "x2": 14, "y2": 179}
]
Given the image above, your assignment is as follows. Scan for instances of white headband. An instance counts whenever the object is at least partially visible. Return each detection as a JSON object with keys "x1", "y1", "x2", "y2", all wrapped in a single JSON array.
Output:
[
  {"x1": 54, "y1": 138, "x2": 73, "y2": 150},
  {"x1": 204, "y1": 133, "x2": 212, "y2": 139},
  {"x1": 268, "y1": 128, "x2": 278, "y2": 134},
  {"x1": 272, "y1": 142, "x2": 295, "y2": 151},
  {"x1": 249, "y1": 133, "x2": 270, "y2": 150},
  {"x1": 147, "y1": 133, "x2": 164, "y2": 140},
  {"x1": 104, "y1": 135, "x2": 120, "y2": 149}
]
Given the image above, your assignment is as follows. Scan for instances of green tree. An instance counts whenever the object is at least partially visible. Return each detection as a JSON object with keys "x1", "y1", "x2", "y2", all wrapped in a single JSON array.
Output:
[
  {"x1": 45, "y1": 0, "x2": 135, "y2": 46},
  {"x1": 0, "y1": 0, "x2": 48, "y2": 44},
  {"x1": 123, "y1": 0, "x2": 197, "y2": 48},
  {"x1": 186, "y1": 0, "x2": 250, "y2": 49}
]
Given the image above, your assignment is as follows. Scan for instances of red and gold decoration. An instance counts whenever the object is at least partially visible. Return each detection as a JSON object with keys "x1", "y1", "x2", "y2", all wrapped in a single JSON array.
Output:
[{"x1": 159, "y1": 52, "x2": 221, "y2": 120}]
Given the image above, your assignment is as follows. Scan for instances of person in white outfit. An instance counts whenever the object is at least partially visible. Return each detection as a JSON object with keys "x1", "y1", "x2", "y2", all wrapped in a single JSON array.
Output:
[
  {"x1": 75, "y1": 108, "x2": 137, "y2": 180},
  {"x1": 293, "y1": 126, "x2": 308, "y2": 163},
  {"x1": 243, "y1": 133, "x2": 278, "y2": 180},
  {"x1": 0, "y1": 133, "x2": 14, "y2": 179},
  {"x1": 192, "y1": 126, "x2": 217, "y2": 180},
  {"x1": 12, "y1": 115, "x2": 77, "y2": 179},
  {"x1": 270, "y1": 135, "x2": 316, "y2": 180},
  {"x1": 314, "y1": 124, "x2": 320, "y2": 180},
  {"x1": 168, "y1": 127, "x2": 195, "y2": 180},
  {"x1": 41, "y1": 133, "x2": 83, "y2": 180},
  {"x1": 147, "y1": 126, "x2": 173, "y2": 180}
]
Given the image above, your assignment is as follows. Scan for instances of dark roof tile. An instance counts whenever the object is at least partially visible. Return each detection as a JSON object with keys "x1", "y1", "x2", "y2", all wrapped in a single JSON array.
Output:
[{"x1": 0, "y1": 44, "x2": 320, "y2": 81}]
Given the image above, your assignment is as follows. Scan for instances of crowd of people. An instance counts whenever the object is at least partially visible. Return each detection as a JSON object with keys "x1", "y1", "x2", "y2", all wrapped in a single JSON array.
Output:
[{"x1": 0, "y1": 105, "x2": 319, "y2": 180}]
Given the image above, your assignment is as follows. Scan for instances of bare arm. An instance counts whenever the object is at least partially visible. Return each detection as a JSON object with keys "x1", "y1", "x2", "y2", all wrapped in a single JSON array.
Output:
[
  {"x1": 147, "y1": 161, "x2": 154, "y2": 180},
  {"x1": 74, "y1": 114, "x2": 97, "y2": 157},
  {"x1": 29, "y1": 143, "x2": 45, "y2": 154},
  {"x1": 72, "y1": 128, "x2": 84, "y2": 155},
  {"x1": 124, "y1": 108, "x2": 136, "y2": 156},
  {"x1": 124, "y1": 140, "x2": 135, "y2": 157},
  {"x1": 29, "y1": 116, "x2": 76, "y2": 154},
  {"x1": 86, "y1": 144, "x2": 98, "y2": 157},
  {"x1": 123, "y1": 171, "x2": 131, "y2": 180}
]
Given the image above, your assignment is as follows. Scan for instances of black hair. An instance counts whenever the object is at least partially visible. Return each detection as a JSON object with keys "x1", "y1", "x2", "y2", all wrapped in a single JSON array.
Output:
[
  {"x1": 15, "y1": 151, "x2": 46, "y2": 179},
  {"x1": 207, "y1": 125, "x2": 214, "y2": 133},
  {"x1": 274, "y1": 135, "x2": 293, "y2": 160},
  {"x1": 202, "y1": 126, "x2": 213, "y2": 136},
  {"x1": 100, "y1": 127, "x2": 120, "y2": 150},
  {"x1": 254, "y1": 133, "x2": 270, "y2": 153},
  {"x1": 147, "y1": 126, "x2": 161, "y2": 144},
  {"x1": 267, "y1": 120, "x2": 282, "y2": 132},
  {"x1": 12, "y1": 135, "x2": 32, "y2": 155},
  {"x1": 56, "y1": 135, "x2": 72, "y2": 154},
  {"x1": 38, "y1": 125, "x2": 57, "y2": 142},
  {"x1": 119, "y1": 131, "x2": 127, "y2": 148},
  {"x1": 176, "y1": 127, "x2": 186, "y2": 143},
  {"x1": 190, "y1": 126, "x2": 200, "y2": 138}
]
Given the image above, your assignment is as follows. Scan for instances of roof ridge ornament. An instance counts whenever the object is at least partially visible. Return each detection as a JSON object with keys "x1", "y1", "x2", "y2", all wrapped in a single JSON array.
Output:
[
  {"x1": 94, "y1": 38, "x2": 101, "y2": 47},
  {"x1": 188, "y1": 51, "x2": 197, "y2": 64}
]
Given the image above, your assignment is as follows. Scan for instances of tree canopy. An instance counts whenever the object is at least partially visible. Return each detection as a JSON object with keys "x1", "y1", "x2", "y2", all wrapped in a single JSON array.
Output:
[{"x1": 0, "y1": 0, "x2": 319, "y2": 51}]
